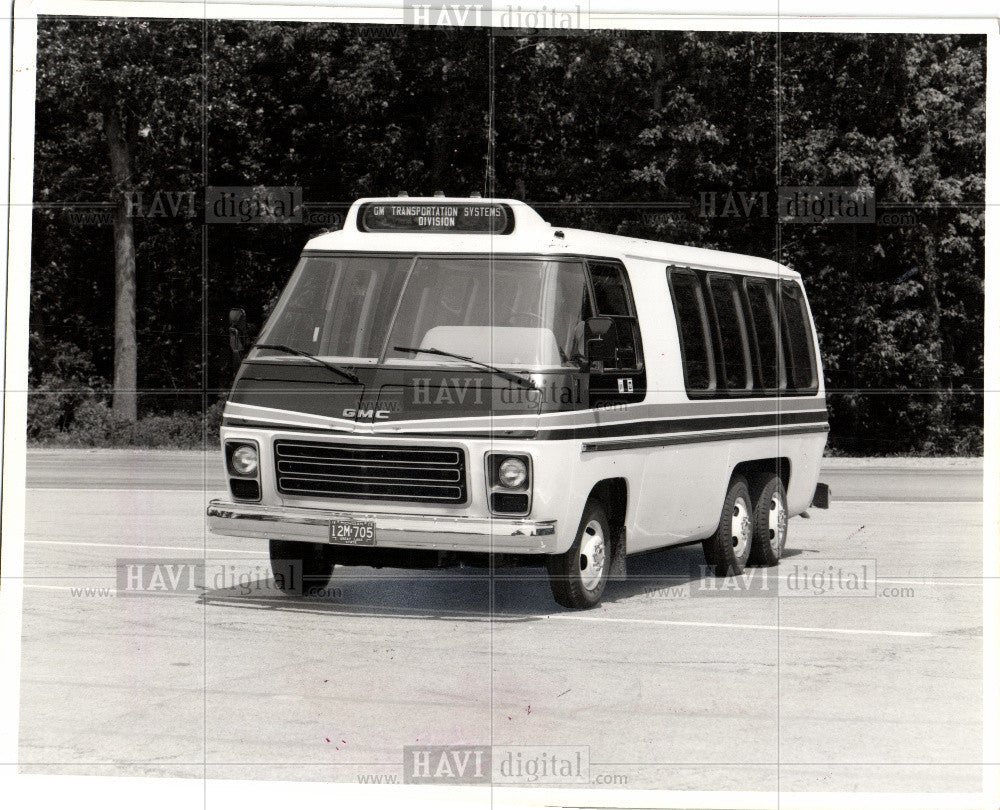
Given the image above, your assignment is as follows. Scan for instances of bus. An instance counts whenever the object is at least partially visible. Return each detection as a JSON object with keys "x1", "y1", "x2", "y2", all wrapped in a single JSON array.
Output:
[{"x1": 207, "y1": 195, "x2": 830, "y2": 609}]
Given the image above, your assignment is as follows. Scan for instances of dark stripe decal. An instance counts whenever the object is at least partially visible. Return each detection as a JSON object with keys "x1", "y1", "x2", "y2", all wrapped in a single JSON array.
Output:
[
  {"x1": 581, "y1": 423, "x2": 830, "y2": 453},
  {"x1": 534, "y1": 409, "x2": 826, "y2": 441},
  {"x1": 223, "y1": 409, "x2": 828, "y2": 441}
]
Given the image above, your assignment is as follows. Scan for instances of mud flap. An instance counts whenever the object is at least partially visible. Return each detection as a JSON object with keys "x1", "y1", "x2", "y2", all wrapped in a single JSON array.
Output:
[
  {"x1": 812, "y1": 482, "x2": 831, "y2": 509},
  {"x1": 608, "y1": 526, "x2": 627, "y2": 581}
]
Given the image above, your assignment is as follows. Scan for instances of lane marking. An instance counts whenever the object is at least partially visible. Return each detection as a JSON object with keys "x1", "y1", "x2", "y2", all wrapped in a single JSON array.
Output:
[
  {"x1": 25, "y1": 540, "x2": 265, "y2": 555},
  {"x1": 546, "y1": 614, "x2": 933, "y2": 637},
  {"x1": 831, "y1": 499, "x2": 981, "y2": 505},
  {"x1": 877, "y1": 577, "x2": 985, "y2": 588},
  {"x1": 26, "y1": 487, "x2": 221, "y2": 493}
]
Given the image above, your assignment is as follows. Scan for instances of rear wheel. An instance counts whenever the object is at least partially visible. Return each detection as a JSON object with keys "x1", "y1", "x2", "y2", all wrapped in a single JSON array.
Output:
[
  {"x1": 269, "y1": 539, "x2": 337, "y2": 596},
  {"x1": 547, "y1": 500, "x2": 610, "y2": 609},
  {"x1": 748, "y1": 474, "x2": 788, "y2": 567},
  {"x1": 702, "y1": 475, "x2": 753, "y2": 576}
]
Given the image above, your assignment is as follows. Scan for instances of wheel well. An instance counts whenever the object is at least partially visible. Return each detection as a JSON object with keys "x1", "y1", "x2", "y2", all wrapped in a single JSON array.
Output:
[
  {"x1": 732, "y1": 457, "x2": 790, "y2": 492},
  {"x1": 587, "y1": 478, "x2": 628, "y2": 532}
]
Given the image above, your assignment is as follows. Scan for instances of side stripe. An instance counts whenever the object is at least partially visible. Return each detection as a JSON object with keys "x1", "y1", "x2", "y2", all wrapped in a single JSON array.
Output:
[
  {"x1": 224, "y1": 410, "x2": 828, "y2": 441},
  {"x1": 581, "y1": 423, "x2": 830, "y2": 453}
]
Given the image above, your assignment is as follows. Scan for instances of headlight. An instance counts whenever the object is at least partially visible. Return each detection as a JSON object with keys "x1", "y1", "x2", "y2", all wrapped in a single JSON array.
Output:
[
  {"x1": 498, "y1": 457, "x2": 527, "y2": 489},
  {"x1": 231, "y1": 445, "x2": 259, "y2": 476}
]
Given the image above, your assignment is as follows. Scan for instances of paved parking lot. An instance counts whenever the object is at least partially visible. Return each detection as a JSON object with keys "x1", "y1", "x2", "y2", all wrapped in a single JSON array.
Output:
[{"x1": 15, "y1": 451, "x2": 984, "y2": 794}]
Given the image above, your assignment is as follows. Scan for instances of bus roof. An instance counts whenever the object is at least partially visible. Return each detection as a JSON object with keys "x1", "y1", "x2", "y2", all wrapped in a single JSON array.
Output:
[{"x1": 303, "y1": 197, "x2": 799, "y2": 279}]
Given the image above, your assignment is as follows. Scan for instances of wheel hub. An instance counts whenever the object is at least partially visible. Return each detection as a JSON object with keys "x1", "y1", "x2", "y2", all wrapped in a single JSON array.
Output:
[
  {"x1": 731, "y1": 497, "x2": 752, "y2": 557},
  {"x1": 579, "y1": 520, "x2": 606, "y2": 591}
]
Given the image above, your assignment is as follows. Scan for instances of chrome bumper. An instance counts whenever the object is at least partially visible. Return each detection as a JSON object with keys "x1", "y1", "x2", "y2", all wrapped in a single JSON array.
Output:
[{"x1": 206, "y1": 499, "x2": 558, "y2": 554}]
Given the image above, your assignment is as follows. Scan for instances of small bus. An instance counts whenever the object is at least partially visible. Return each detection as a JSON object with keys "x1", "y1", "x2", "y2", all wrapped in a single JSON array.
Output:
[{"x1": 207, "y1": 196, "x2": 830, "y2": 609}]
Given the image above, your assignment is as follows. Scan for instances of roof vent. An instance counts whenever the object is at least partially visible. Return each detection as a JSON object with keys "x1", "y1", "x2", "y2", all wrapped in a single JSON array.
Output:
[
  {"x1": 398, "y1": 191, "x2": 409, "y2": 197},
  {"x1": 470, "y1": 191, "x2": 482, "y2": 198},
  {"x1": 434, "y1": 190, "x2": 445, "y2": 197}
]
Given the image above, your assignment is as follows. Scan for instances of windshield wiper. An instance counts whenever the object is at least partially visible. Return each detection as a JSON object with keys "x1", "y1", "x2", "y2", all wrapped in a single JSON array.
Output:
[
  {"x1": 392, "y1": 346, "x2": 537, "y2": 390},
  {"x1": 253, "y1": 343, "x2": 361, "y2": 385}
]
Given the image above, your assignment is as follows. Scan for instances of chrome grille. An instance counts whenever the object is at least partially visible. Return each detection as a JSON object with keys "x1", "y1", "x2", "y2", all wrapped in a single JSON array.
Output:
[{"x1": 273, "y1": 440, "x2": 467, "y2": 504}]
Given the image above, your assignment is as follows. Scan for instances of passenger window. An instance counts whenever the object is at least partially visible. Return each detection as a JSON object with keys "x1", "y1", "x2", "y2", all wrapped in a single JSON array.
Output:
[
  {"x1": 588, "y1": 262, "x2": 632, "y2": 316},
  {"x1": 779, "y1": 281, "x2": 817, "y2": 391},
  {"x1": 743, "y1": 279, "x2": 784, "y2": 390},
  {"x1": 668, "y1": 270, "x2": 716, "y2": 393},
  {"x1": 586, "y1": 260, "x2": 642, "y2": 372},
  {"x1": 707, "y1": 275, "x2": 752, "y2": 392}
]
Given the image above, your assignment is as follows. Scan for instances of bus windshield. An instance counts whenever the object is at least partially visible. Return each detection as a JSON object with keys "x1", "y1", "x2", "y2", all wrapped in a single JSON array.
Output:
[{"x1": 253, "y1": 255, "x2": 593, "y2": 369}]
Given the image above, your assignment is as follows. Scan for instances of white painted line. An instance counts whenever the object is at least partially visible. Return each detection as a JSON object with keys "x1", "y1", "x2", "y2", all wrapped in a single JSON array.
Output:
[
  {"x1": 832, "y1": 499, "x2": 981, "y2": 505},
  {"x1": 22, "y1": 584, "x2": 114, "y2": 591},
  {"x1": 25, "y1": 540, "x2": 266, "y2": 555},
  {"x1": 26, "y1": 487, "x2": 219, "y2": 493},
  {"x1": 877, "y1": 577, "x2": 985, "y2": 588},
  {"x1": 547, "y1": 614, "x2": 933, "y2": 637}
]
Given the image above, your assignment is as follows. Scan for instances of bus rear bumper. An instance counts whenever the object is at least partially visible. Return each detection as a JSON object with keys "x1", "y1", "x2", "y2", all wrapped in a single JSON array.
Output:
[{"x1": 206, "y1": 499, "x2": 558, "y2": 554}]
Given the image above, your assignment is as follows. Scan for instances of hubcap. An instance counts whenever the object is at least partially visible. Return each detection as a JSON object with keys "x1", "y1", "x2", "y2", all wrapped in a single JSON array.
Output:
[
  {"x1": 579, "y1": 520, "x2": 606, "y2": 591},
  {"x1": 769, "y1": 494, "x2": 788, "y2": 554},
  {"x1": 731, "y1": 497, "x2": 752, "y2": 558}
]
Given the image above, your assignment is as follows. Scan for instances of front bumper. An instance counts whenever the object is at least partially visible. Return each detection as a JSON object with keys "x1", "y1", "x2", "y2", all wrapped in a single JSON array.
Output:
[{"x1": 206, "y1": 499, "x2": 558, "y2": 554}]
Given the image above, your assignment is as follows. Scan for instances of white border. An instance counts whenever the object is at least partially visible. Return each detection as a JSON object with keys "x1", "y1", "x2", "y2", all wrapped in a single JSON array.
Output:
[{"x1": 2, "y1": 2, "x2": 997, "y2": 809}]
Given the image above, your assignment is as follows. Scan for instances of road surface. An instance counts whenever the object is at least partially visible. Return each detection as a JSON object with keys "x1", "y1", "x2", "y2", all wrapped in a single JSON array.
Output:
[{"x1": 13, "y1": 450, "x2": 985, "y2": 795}]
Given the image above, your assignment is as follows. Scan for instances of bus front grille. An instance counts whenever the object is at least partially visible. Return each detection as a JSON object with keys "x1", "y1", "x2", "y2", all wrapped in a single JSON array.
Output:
[{"x1": 273, "y1": 440, "x2": 467, "y2": 505}]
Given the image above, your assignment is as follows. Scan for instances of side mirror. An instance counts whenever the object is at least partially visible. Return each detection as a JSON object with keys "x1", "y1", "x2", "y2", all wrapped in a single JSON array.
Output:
[
  {"x1": 228, "y1": 308, "x2": 248, "y2": 369},
  {"x1": 584, "y1": 316, "x2": 617, "y2": 373}
]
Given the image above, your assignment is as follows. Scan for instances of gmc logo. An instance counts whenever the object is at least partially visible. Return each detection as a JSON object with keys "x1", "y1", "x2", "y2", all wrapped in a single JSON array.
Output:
[{"x1": 342, "y1": 408, "x2": 392, "y2": 420}]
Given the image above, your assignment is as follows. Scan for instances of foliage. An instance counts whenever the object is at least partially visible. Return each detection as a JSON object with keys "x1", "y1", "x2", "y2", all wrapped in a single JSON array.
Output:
[{"x1": 29, "y1": 22, "x2": 985, "y2": 454}]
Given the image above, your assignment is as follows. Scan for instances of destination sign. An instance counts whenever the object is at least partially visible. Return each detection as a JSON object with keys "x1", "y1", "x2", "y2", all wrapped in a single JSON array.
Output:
[{"x1": 358, "y1": 202, "x2": 514, "y2": 234}]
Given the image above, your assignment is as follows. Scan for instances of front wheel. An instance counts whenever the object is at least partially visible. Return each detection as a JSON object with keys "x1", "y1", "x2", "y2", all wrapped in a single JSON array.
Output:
[
  {"x1": 269, "y1": 539, "x2": 337, "y2": 597},
  {"x1": 547, "y1": 500, "x2": 611, "y2": 609}
]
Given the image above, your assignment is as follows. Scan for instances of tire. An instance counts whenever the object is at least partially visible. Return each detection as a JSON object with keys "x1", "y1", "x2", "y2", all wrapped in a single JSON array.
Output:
[
  {"x1": 547, "y1": 500, "x2": 611, "y2": 609},
  {"x1": 748, "y1": 474, "x2": 788, "y2": 567},
  {"x1": 702, "y1": 474, "x2": 754, "y2": 576},
  {"x1": 269, "y1": 539, "x2": 337, "y2": 597}
]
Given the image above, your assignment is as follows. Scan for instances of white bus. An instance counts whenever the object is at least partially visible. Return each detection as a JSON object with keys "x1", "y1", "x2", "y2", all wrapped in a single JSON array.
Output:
[{"x1": 207, "y1": 196, "x2": 830, "y2": 609}]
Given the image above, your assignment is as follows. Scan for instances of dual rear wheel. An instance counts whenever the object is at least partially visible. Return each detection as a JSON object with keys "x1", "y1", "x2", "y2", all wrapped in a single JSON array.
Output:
[{"x1": 703, "y1": 472, "x2": 788, "y2": 576}]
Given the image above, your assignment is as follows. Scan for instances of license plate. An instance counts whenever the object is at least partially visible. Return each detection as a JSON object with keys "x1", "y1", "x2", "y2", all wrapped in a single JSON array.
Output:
[{"x1": 329, "y1": 520, "x2": 376, "y2": 546}]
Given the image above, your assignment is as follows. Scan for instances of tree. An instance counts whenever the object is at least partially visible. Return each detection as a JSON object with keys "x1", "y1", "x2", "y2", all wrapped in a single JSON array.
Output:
[{"x1": 34, "y1": 17, "x2": 202, "y2": 420}]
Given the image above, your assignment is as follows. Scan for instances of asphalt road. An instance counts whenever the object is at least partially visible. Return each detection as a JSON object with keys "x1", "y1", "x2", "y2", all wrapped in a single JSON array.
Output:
[{"x1": 15, "y1": 450, "x2": 985, "y2": 796}]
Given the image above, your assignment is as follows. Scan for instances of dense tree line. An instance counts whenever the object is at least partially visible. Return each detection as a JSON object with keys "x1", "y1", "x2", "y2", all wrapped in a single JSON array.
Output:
[{"x1": 29, "y1": 19, "x2": 985, "y2": 453}]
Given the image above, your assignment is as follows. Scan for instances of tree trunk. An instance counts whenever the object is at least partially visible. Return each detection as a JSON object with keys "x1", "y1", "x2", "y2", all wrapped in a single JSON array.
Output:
[{"x1": 104, "y1": 110, "x2": 137, "y2": 422}]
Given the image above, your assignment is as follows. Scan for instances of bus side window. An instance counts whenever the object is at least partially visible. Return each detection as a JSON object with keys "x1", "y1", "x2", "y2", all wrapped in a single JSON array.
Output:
[
  {"x1": 743, "y1": 279, "x2": 785, "y2": 391},
  {"x1": 588, "y1": 262, "x2": 632, "y2": 316},
  {"x1": 779, "y1": 281, "x2": 818, "y2": 392},
  {"x1": 587, "y1": 260, "x2": 643, "y2": 371},
  {"x1": 707, "y1": 274, "x2": 753, "y2": 393},
  {"x1": 668, "y1": 269, "x2": 716, "y2": 394}
]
